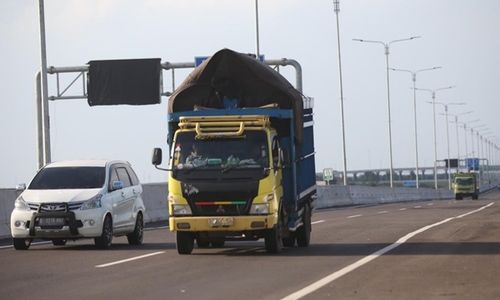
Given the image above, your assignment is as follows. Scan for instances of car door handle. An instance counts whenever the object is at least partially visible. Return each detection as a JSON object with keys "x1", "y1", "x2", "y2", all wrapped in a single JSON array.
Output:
[
  {"x1": 121, "y1": 191, "x2": 125, "y2": 198},
  {"x1": 132, "y1": 189, "x2": 137, "y2": 195}
]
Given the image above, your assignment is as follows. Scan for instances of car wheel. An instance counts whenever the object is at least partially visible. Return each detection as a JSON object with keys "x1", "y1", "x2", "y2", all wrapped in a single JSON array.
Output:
[
  {"x1": 52, "y1": 239, "x2": 67, "y2": 246},
  {"x1": 176, "y1": 232, "x2": 194, "y2": 255},
  {"x1": 95, "y1": 215, "x2": 113, "y2": 249},
  {"x1": 127, "y1": 212, "x2": 144, "y2": 245},
  {"x1": 13, "y1": 238, "x2": 31, "y2": 250}
]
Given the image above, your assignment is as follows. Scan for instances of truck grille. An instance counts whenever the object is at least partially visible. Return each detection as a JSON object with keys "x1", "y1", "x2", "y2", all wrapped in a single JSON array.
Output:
[{"x1": 182, "y1": 180, "x2": 258, "y2": 216}]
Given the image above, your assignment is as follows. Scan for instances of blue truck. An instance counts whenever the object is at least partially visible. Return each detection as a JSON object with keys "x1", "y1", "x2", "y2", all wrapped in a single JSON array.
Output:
[{"x1": 152, "y1": 49, "x2": 316, "y2": 254}]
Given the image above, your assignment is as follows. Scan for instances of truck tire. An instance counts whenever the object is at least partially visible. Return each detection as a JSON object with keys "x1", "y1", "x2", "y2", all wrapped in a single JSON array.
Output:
[
  {"x1": 265, "y1": 223, "x2": 283, "y2": 253},
  {"x1": 472, "y1": 193, "x2": 479, "y2": 200},
  {"x1": 52, "y1": 239, "x2": 67, "y2": 246},
  {"x1": 177, "y1": 232, "x2": 194, "y2": 254},
  {"x1": 13, "y1": 238, "x2": 31, "y2": 250},
  {"x1": 455, "y1": 194, "x2": 462, "y2": 200},
  {"x1": 282, "y1": 236, "x2": 296, "y2": 247},
  {"x1": 95, "y1": 215, "x2": 113, "y2": 249},
  {"x1": 127, "y1": 212, "x2": 144, "y2": 245},
  {"x1": 296, "y1": 204, "x2": 311, "y2": 247}
]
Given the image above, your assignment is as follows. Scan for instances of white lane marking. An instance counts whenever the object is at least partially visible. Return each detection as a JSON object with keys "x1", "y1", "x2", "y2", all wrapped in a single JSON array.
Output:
[
  {"x1": 378, "y1": 211, "x2": 388, "y2": 214},
  {"x1": 281, "y1": 202, "x2": 494, "y2": 300},
  {"x1": 427, "y1": 203, "x2": 434, "y2": 206},
  {"x1": 399, "y1": 208, "x2": 407, "y2": 211},
  {"x1": 347, "y1": 214, "x2": 362, "y2": 219},
  {"x1": 95, "y1": 251, "x2": 165, "y2": 268},
  {"x1": 311, "y1": 220, "x2": 325, "y2": 225},
  {"x1": 0, "y1": 241, "x2": 51, "y2": 250},
  {"x1": 414, "y1": 206, "x2": 422, "y2": 209}
]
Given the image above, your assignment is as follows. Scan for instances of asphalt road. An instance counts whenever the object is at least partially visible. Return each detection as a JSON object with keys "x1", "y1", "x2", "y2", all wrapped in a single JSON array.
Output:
[{"x1": 1, "y1": 190, "x2": 499, "y2": 300}]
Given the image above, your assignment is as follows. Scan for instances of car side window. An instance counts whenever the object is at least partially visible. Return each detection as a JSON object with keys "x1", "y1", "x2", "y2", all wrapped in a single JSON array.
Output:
[
  {"x1": 125, "y1": 166, "x2": 140, "y2": 186},
  {"x1": 116, "y1": 167, "x2": 132, "y2": 188}
]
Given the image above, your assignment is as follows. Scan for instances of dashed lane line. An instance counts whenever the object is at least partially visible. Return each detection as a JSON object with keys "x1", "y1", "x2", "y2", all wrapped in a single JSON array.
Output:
[
  {"x1": 399, "y1": 208, "x2": 407, "y2": 211},
  {"x1": 377, "y1": 211, "x2": 388, "y2": 214},
  {"x1": 95, "y1": 251, "x2": 165, "y2": 268},
  {"x1": 346, "y1": 214, "x2": 362, "y2": 219},
  {"x1": 414, "y1": 206, "x2": 422, "y2": 208},
  {"x1": 311, "y1": 220, "x2": 325, "y2": 225},
  {"x1": 281, "y1": 202, "x2": 494, "y2": 300}
]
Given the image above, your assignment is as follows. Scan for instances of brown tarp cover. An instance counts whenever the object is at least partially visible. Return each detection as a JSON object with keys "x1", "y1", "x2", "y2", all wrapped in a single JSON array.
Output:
[{"x1": 168, "y1": 48, "x2": 303, "y2": 144}]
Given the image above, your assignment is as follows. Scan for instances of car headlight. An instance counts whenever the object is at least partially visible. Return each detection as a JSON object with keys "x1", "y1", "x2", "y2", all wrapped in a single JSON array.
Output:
[
  {"x1": 14, "y1": 196, "x2": 31, "y2": 211},
  {"x1": 80, "y1": 194, "x2": 103, "y2": 210},
  {"x1": 250, "y1": 203, "x2": 269, "y2": 215},
  {"x1": 172, "y1": 204, "x2": 192, "y2": 216}
]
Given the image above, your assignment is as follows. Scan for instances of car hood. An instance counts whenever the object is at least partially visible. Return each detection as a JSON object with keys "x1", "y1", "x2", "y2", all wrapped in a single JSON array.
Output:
[{"x1": 21, "y1": 188, "x2": 102, "y2": 203}]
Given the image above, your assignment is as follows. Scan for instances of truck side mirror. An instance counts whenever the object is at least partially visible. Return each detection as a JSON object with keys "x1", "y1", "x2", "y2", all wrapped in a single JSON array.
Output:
[{"x1": 152, "y1": 148, "x2": 162, "y2": 165}]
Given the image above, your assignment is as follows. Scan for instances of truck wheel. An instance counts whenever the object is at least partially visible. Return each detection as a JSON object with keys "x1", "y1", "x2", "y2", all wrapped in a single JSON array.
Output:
[
  {"x1": 95, "y1": 215, "x2": 113, "y2": 249},
  {"x1": 52, "y1": 239, "x2": 67, "y2": 246},
  {"x1": 265, "y1": 219, "x2": 283, "y2": 253},
  {"x1": 282, "y1": 236, "x2": 296, "y2": 247},
  {"x1": 472, "y1": 193, "x2": 479, "y2": 200},
  {"x1": 127, "y1": 212, "x2": 144, "y2": 245},
  {"x1": 176, "y1": 232, "x2": 194, "y2": 254},
  {"x1": 13, "y1": 238, "x2": 31, "y2": 250},
  {"x1": 296, "y1": 204, "x2": 311, "y2": 247}
]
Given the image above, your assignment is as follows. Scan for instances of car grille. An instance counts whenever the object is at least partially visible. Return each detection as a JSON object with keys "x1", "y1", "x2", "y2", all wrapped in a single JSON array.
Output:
[{"x1": 28, "y1": 202, "x2": 84, "y2": 212}]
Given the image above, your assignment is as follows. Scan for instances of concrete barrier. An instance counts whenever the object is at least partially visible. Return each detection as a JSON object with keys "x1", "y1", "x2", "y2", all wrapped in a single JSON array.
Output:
[{"x1": 0, "y1": 181, "x2": 498, "y2": 239}]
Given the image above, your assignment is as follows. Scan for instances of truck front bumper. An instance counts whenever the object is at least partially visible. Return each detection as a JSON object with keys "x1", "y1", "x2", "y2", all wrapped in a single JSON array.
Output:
[{"x1": 169, "y1": 214, "x2": 278, "y2": 232}]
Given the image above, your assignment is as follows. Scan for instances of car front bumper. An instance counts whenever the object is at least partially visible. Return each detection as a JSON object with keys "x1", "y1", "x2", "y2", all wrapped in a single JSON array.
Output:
[{"x1": 11, "y1": 209, "x2": 105, "y2": 239}]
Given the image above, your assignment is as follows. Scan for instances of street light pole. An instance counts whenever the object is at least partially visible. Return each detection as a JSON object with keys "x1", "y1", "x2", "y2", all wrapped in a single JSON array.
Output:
[
  {"x1": 415, "y1": 86, "x2": 455, "y2": 189},
  {"x1": 353, "y1": 36, "x2": 421, "y2": 188},
  {"x1": 333, "y1": 0, "x2": 348, "y2": 186},
  {"x1": 391, "y1": 66, "x2": 441, "y2": 189},
  {"x1": 437, "y1": 102, "x2": 465, "y2": 189},
  {"x1": 254, "y1": 0, "x2": 260, "y2": 58}
]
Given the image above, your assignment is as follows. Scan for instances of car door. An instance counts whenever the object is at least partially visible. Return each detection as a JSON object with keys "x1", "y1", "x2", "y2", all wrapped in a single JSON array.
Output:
[
  {"x1": 107, "y1": 165, "x2": 126, "y2": 229},
  {"x1": 125, "y1": 165, "x2": 142, "y2": 226},
  {"x1": 115, "y1": 166, "x2": 135, "y2": 230}
]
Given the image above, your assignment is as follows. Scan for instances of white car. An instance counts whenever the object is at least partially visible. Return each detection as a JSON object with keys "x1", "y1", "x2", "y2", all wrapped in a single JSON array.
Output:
[{"x1": 10, "y1": 160, "x2": 145, "y2": 250}]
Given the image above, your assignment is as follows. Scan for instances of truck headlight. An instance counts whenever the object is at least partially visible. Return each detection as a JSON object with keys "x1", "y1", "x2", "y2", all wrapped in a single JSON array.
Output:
[
  {"x1": 172, "y1": 204, "x2": 192, "y2": 216},
  {"x1": 250, "y1": 203, "x2": 269, "y2": 215},
  {"x1": 14, "y1": 196, "x2": 31, "y2": 211},
  {"x1": 80, "y1": 194, "x2": 102, "y2": 210}
]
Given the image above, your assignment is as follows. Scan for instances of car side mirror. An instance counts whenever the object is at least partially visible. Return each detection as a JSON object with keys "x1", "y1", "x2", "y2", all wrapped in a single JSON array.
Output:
[
  {"x1": 152, "y1": 148, "x2": 162, "y2": 165},
  {"x1": 111, "y1": 180, "x2": 124, "y2": 191},
  {"x1": 16, "y1": 183, "x2": 26, "y2": 191}
]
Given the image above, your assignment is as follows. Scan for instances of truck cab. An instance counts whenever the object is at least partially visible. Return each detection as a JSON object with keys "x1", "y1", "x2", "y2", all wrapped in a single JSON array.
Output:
[{"x1": 452, "y1": 172, "x2": 479, "y2": 200}]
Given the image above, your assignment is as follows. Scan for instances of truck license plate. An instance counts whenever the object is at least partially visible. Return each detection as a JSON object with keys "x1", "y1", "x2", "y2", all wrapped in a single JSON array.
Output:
[
  {"x1": 39, "y1": 217, "x2": 65, "y2": 226},
  {"x1": 208, "y1": 217, "x2": 233, "y2": 227}
]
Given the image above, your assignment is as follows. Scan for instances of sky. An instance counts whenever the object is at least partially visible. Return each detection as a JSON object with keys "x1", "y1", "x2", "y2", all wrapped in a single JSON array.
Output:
[{"x1": 1, "y1": 0, "x2": 500, "y2": 187}]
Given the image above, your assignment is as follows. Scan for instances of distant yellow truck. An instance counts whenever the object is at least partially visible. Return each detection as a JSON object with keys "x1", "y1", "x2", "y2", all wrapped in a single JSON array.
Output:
[{"x1": 452, "y1": 172, "x2": 479, "y2": 200}]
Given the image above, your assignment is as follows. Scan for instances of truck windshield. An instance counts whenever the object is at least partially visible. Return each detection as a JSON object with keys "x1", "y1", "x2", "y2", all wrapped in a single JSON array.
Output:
[
  {"x1": 29, "y1": 167, "x2": 106, "y2": 190},
  {"x1": 172, "y1": 131, "x2": 269, "y2": 171},
  {"x1": 455, "y1": 178, "x2": 473, "y2": 185}
]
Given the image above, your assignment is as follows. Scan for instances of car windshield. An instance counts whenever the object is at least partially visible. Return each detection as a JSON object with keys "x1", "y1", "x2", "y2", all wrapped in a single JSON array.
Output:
[
  {"x1": 29, "y1": 167, "x2": 106, "y2": 189},
  {"x1": 172, "y1": 131, "x2": 269, "y2": 171},
  {"x1": 456, "y1": 177, "x2": 473, "y2": 185}
]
